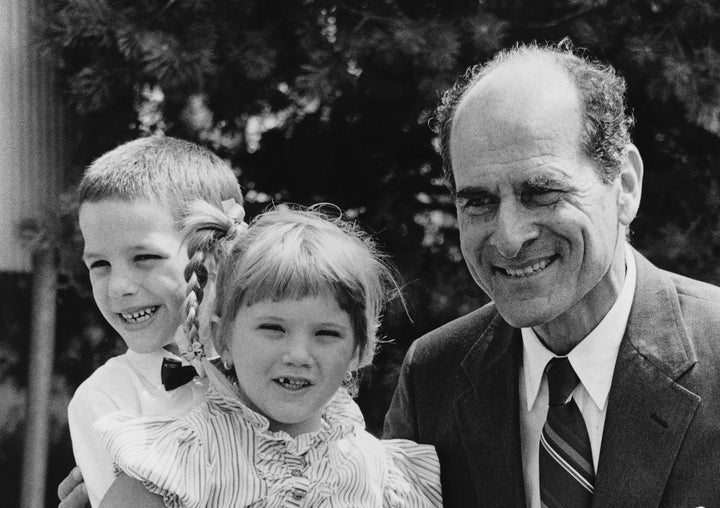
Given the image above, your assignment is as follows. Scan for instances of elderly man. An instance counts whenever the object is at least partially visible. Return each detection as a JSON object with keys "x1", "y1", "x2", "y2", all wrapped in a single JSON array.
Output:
[{"x1": 384, "y1": 41, "x2": 720, "y2": 507}]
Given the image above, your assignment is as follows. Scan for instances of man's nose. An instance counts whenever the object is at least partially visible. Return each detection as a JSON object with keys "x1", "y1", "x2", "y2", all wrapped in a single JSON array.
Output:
[
  {"x1": 489, "y1": 201, "x2": 539, "y2": 259},
  {"x1": 107, "y1": 268, "x2": 138, "y2": 298}
]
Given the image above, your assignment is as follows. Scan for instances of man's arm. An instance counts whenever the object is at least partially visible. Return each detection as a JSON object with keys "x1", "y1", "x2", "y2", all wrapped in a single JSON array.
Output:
[
  {"x1": 383, "y1": 341, "x2": 419, "y2": 440},
  {"x1": 98, "y1": 474, "x2": 165, "y2": 508},
  {"x1": 58, "y1": 466, "x2": 89, "y2": 508}
]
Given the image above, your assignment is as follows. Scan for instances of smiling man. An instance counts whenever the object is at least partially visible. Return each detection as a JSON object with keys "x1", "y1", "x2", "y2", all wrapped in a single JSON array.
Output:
[{"x1": 384, "y1": 41, "x2": 720, "y2": 507}]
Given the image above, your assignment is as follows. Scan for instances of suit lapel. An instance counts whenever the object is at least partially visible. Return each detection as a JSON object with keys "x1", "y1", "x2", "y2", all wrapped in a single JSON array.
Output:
[
  {"x1": 593, "y1": 251, "x2": 700, "y2": 506},
  {"x1": 454, "y1": 312, "x2": 527, "y2": 505}
]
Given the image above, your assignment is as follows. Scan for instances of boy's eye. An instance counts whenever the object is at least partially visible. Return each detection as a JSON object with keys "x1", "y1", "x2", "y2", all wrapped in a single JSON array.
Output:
[
  {"x1": 88, "y1": 260, "x2": 109, "y2": 270},
  {"x1": 259, "y1": 324, "x2": 285, "y2": 334}
]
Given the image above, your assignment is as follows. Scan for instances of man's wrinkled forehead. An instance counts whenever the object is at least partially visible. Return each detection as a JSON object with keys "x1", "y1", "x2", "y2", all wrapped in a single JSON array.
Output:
[
  {"x1": 450, "y1": 59, "x2": 583, "y2": 164},
  {"x1": 454, "y1": 54, "x2": 579, "y2": 128}
]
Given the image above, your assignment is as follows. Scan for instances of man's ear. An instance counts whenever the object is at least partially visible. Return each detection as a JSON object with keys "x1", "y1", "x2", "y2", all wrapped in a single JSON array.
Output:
[{"x1": 617, "y1": 143, "x2": 643, "y2": 226}]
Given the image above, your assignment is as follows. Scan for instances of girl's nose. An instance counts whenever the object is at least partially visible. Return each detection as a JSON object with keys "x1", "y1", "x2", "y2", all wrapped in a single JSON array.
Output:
[{"x1": 281, "y1": 335, "x2": 313, "y2": 367}]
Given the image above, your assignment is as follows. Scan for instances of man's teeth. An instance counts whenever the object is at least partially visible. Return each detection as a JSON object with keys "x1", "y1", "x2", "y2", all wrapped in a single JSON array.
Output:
[
  {"x1": 277, "y1": 378, "x2": 311, "y2": 389},
  {"x1": 120, "y1": 306, "x2": 158, "y2": 323},
  {"x1": 504, "y1": 258, "x2": 551, "y2": 278}
]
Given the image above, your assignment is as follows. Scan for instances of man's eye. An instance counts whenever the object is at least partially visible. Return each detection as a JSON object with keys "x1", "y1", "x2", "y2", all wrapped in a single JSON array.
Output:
[
  {"x1": 88, "y1": 260, "x2": 109, "y2": 270},
  {"x1": 524, "y1": 188, "x2": 562, "y2": 206},
  {"x1": 458, "y1": 196, "x2": 497, "y2": 214}
]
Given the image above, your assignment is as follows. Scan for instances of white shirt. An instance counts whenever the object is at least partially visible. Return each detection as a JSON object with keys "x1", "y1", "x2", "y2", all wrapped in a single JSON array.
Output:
[
  {"x1": 68, "y1": 349, "x2": 206, "y2": 507},
  {"x1": 96, "y1": 383, "x2": 443, "y2": 507},
  {"x1": 519, "y1": 245, "x2": 637, "y2": 508}
]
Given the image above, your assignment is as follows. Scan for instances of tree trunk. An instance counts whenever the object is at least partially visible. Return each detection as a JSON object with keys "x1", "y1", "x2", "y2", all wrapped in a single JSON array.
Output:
[{"x1": 20, "y1": 247, "x2": 58, "y2": 508}]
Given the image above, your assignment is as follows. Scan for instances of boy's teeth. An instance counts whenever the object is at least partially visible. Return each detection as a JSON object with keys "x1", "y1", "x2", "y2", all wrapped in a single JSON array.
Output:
[
  {"x1": 505, "y1": 258, "x2": 550, "y2": 278},
  {"x1": 120, "y1": 306, "x2": 158, "y2": 323}
]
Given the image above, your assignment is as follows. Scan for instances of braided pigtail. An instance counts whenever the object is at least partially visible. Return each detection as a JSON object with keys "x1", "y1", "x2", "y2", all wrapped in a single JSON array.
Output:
[{"x1": 179, "y1": 199, "x2": 247, "y2": 379}]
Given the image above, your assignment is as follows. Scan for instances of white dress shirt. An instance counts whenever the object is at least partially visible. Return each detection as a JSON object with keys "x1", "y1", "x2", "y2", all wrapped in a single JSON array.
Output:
[
  {"x1": 68, "y1": 348, "x2": 207, "y2": 507},
  {"x1": 519, "y1": 245, "x2": 637, "y2": 508}
]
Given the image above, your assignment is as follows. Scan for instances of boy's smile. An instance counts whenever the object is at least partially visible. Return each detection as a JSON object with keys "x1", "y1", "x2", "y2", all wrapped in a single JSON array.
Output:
[
  {"x1": 79, "y1": 199, "x2": 189, "y2": 354},
  {"x1": 119, "y1": 305, "x2": 160, "y2": 324}
]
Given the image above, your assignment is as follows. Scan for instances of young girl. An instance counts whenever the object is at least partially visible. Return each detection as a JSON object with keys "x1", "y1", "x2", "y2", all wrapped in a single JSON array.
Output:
[{"x1": 95, "y1": 202, "x2": 442, "y2": 507}]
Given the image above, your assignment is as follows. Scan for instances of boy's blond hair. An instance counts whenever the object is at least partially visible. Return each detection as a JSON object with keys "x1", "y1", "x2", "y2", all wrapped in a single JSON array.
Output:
[{"x1": 78, "y1": 136, "x2": 243, "y2": 223}]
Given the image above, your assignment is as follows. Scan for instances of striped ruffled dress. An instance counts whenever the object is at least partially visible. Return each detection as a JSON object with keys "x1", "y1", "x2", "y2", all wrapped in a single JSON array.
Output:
[{"x1": 95, "y1": 384, "x2": 442, "y2": 507}]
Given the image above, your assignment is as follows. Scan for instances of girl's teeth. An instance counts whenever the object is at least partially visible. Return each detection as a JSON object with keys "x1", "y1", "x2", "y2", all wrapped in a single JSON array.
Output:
[{"x1": 278, "y1": 378, "x2": 310, "y2": 389}]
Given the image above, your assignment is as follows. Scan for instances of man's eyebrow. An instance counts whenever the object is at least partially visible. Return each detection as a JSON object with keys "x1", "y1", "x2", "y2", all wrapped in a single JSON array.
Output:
[
  {"x1": 455, "y1": 186, "x2": 493, "y2": 200},
  {"x1": 524, "y1": 173, "x2": 567, "y2": 188}
]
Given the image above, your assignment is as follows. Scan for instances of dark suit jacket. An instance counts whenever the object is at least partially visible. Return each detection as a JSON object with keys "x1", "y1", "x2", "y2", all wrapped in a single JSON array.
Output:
[{"x1": 384, "y1": 250, "x2": 720, "y2": 507}]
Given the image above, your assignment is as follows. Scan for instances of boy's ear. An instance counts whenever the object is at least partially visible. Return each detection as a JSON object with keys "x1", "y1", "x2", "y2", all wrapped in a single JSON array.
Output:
[{"x1": 209, "y1": 314, "x2": 221, "y2": 338}]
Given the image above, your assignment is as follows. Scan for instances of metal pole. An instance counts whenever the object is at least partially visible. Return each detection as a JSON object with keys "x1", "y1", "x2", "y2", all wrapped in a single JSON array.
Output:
[{"x1": 20, "y1": 247, "x2": 58, "y2": 508}]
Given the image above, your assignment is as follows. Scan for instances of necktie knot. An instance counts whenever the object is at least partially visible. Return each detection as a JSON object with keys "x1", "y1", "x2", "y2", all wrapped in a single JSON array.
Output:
[{"x1": 546, "y1": 357, "x2": 579, "y2": 407}]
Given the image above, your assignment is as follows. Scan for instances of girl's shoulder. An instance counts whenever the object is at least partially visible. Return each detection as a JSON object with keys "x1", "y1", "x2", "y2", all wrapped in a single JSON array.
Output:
[{"x1": 379, "y1": 437, "x2": 443, "y2": 507}]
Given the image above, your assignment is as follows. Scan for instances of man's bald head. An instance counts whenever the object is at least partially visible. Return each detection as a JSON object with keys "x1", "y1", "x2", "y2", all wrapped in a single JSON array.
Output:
[{"x1": 434, "y1": 40, "x2": 634, "y2": 192}]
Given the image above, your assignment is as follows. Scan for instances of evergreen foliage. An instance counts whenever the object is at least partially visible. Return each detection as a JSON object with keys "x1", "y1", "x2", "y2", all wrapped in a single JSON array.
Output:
[{"x1": 7, "y1": 1, "x2": 720, "y2": 504}]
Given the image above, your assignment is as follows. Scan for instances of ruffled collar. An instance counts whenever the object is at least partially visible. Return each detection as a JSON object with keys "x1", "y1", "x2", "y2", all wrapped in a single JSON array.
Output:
[{"x1": 206, "y1": 381, "x2": 365, "y2": 455}]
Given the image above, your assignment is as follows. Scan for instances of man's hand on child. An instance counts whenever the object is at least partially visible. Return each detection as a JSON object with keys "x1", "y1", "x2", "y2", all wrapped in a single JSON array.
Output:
[{"x1": 58, "y1": 466, "x2": 89, "y2": 508}]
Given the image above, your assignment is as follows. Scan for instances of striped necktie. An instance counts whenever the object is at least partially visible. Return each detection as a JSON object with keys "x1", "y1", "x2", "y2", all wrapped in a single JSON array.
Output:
[{"x1": 539, "y1": 357, "x2": 595, "y2": 507}]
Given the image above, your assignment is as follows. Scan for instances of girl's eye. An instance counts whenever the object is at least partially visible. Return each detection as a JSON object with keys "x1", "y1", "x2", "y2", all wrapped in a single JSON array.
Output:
[
  {"x1": 88, "y1": 260, "x2": 110, "y2": 270},
  {"x1": 316, "y1": 329, "x2": 342, "y2": 338},
  {"x1": 135, "y1": 254, "x2": 161, "y2": 262}
]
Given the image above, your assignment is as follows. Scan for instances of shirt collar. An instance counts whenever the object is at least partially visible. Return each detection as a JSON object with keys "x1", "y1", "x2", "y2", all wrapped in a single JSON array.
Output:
[
  {"x1": 207, "y1": 381, "x2": 364, "y2": 451},
  {"x1": 521, "y1": 244, "x2": 637, "y2": 411}
]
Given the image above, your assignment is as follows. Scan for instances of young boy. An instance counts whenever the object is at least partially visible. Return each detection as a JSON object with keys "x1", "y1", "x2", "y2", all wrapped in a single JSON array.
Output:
[{"x1": 63, "y1": 136, "x2": 243, "y2": 507}]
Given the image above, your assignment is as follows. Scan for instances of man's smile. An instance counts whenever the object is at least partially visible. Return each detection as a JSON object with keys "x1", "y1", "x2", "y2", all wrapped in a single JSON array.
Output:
[{"x1": 494, "y1": 255, "x2": 558, "y2": 278}]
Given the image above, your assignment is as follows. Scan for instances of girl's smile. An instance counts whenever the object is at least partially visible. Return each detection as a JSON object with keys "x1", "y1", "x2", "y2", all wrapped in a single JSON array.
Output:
[{"x1": 224, "y1": 293, "x2": 360, "y2": 437}]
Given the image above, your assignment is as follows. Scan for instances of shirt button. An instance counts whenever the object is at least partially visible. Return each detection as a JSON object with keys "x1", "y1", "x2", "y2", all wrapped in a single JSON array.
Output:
[
  {"x1": 291, "y1": 468, "x2": 303, "y2": 477},
  {"x1": 292, "y1": 489, "x2": 306, "y2": 500}
]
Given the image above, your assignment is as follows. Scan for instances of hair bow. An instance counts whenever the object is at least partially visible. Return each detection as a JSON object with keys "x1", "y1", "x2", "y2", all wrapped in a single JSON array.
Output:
[
  {"x1": 221, "y1": 198, "x2": 248, "y2": 240},
  {"x1": 222, "y1": 198, "x2": 245, "y2": 223}
]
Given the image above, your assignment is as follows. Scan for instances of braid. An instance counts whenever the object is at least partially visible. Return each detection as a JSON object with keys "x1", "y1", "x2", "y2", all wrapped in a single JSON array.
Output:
[
  {"x1": 178, "y1": 199, "x2": 247, "y2": 374},
  {"x1": 181, "y1": 249, "x2": 209, "y2": 362}
]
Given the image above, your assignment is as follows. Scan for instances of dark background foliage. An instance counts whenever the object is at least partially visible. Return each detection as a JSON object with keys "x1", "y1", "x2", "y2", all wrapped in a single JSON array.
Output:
[{"x1": 3, "y1": 0, "x2": 720, "y2": 505}]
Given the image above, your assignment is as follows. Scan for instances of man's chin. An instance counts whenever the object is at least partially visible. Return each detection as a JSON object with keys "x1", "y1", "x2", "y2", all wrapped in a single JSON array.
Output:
[{"x1": 494, "y1": 301, "x2": 557, "y2": 330}]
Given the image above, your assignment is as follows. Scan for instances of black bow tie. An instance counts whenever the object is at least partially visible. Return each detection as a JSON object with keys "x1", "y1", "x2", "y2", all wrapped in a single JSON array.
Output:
[{"x1": 161, "y1": 358, "x2": 197, "y2": 391}]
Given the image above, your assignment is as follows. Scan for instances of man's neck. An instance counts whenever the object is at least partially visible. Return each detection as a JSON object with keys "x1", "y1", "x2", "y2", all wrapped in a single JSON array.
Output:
[{"x1": 533, "y1": 243, "x2": 628, "y2": 355}]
